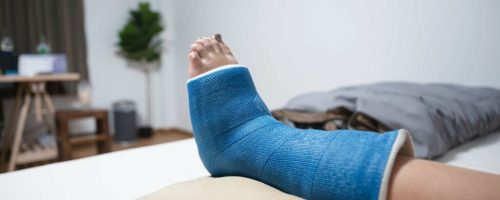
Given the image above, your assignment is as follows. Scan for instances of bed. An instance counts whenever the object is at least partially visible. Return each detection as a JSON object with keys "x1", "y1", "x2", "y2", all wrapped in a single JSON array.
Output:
[
  {"x1": 0, "y1": 139, "x2": 209, "y2": 200},
  {"x1": 435, "y1": 130, "x2": 500, "y2": 174},
  {"x1": 0, "y1": 130, "x2": 499, "y2": 200}
]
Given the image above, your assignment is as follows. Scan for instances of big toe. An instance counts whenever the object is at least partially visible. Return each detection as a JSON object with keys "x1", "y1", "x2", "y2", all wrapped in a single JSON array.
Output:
[{"x1": 188, "y1": 51, "x2": 203, "y2": 78}]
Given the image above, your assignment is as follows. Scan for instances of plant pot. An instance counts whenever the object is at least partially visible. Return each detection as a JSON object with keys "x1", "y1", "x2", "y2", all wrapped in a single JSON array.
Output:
[{"x1": 138, "y1": 126, "x2": 153, "y2": 138}]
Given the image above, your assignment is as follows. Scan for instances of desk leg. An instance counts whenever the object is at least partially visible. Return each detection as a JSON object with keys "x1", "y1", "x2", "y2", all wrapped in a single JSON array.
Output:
[
  {"x1": 41, "y1": 86, "x2": 56, "y2": 134},
  {"x1": 7, "y1": 88, "x2": 32, "y2": 171},
  {"x1": 33, "y1": 83, "x2": 43, "y2": 123},
  {"x1": 41, "y1": 83, "x2": 55, "y2": 114},
  {"x1": 0, "y1": 84, "x2": 25, "y2": 171}
]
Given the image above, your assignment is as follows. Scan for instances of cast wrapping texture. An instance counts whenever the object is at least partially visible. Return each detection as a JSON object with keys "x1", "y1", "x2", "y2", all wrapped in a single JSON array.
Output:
[{"x1": 188, "y1": 66, "x2": 414, "y2": 200}]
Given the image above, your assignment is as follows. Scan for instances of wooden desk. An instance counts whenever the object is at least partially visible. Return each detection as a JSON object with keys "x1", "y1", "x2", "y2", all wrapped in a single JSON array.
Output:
[
  {"x1": 0, "y1": 73, "x2": 80, "y2": 172},
  {"x1": 0, "y1": 73, "x2": 80, "y2": 83}
]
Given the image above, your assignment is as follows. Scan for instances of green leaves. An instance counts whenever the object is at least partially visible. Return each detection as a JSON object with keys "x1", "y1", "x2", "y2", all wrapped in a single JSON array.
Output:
[{"x1": 118, "y1": 2, "x2": 164, "y2": 62}]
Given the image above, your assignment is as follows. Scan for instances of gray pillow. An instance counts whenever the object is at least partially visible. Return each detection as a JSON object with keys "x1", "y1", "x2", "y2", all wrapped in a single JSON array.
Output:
[{"x1": 284, "y1": 82, "x2": 500, "y2": 159}]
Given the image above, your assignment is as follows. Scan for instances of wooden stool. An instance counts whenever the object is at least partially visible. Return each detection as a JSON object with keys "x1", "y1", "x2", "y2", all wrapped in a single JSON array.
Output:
[{"x1": 55, "y1": 109, "x2": 112, "y2": 161}]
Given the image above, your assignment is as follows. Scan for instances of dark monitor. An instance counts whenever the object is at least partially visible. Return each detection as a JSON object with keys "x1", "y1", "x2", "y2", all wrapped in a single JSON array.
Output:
[{"x1": 0, "y1": 51, "x2": 18, "y2": 75}]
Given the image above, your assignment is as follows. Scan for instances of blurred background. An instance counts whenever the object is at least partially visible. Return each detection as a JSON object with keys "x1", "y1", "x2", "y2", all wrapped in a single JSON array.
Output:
[
  {"x1": 1, "y1": 1, "x2": 499, "y2": 199},
  {"x1": 3, "y1": 0, "x2": 499, "y2": 132},
  {"x1": 1, "y1": 0, "x2": 500, "y2": 169}
]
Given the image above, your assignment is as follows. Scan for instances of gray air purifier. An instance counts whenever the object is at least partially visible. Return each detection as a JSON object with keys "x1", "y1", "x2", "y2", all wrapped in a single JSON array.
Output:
[{"x1": 113, "y1": 100, "x2": 137, "y2": 142}]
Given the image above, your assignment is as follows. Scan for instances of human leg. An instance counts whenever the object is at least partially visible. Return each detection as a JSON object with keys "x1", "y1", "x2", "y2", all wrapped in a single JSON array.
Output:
[
  {"x1": 187, "y1": 35, "x2": 500, "y2": 200},
  {"x1": 389, "y1": 156, "x2": 500, "y2": 200}
]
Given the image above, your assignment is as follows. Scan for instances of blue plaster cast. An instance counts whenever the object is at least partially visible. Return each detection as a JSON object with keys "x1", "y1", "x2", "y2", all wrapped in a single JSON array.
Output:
[{"x1": 188, "y1": 66, "x2": 412, "y2": 200}]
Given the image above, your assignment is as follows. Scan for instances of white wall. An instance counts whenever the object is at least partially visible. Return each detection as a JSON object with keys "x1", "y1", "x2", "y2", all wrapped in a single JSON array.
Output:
[
  {"x1": 170, "y1": 0, "x2": 500, "y2": 130},
  {"x1": 84, "y1": 0, "x2": 500, "y2": 131},
  {"x1": 84, "y1": 0, "x2": 177, "y2": 129}
]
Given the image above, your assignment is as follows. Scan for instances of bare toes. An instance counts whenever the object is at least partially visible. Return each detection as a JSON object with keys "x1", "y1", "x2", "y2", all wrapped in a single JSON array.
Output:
[
  {"x1": 191, "y1": 42, "x2": 206, "y2": 57},
  {"x1": 188, "y1": 51, "x2": 203, "y2": 78},
  {"x1": 220, "y1": 43, "x2": 233, "y2": 55},
  {"x1": 213, "y1": 42, "x2": 223, "y2": 53},
  {"x1": 199, "y1": 37, "x2": 218, "y2": 53},
  {"x1": 187, "y1": 34, "x2": 238, "y2": 78},
  {"x1": 189, "y1": 51, "x2": 201, "y2": 65}
]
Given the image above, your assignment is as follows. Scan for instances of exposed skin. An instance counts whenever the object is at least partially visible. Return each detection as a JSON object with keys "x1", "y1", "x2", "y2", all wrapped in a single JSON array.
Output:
[
  {"x1": 389, "y1": 156, "x2": 500, "y2": 200},
  {"x1": 188, "y1": 34, "x2": 237, "y2": 78},
  {"x1": 188, "y1": 34, "x2": 500, "y2": 199}
]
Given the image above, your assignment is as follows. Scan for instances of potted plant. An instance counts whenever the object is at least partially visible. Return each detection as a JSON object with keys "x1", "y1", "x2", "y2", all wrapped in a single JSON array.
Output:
[{"x1": 118, "y1": 2, "x2": 164, "y2": 137}]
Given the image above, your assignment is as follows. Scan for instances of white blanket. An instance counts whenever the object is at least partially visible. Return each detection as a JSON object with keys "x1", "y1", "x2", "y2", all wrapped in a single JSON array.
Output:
[
  {"x1": 435, "y1": 130, "x2": 500, "y2": 174},
  {"x1": 0, "y1": 139, "x2": 208, "y2": 200},
  {"x1": 1, "y1": 132, "x2": 499, "y2": 200}
]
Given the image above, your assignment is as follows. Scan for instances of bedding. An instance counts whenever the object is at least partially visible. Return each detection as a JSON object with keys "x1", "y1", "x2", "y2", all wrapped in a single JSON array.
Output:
[
  {"x1": 139, "y1": 176, "x2": 302, "y2": 200},
  {"x1": 435, "y1": 129, "x2": 500, "y2": 174},
  {"x1": 283, "y1": 82, "x2": 500, "y2": 159},
  {"x1": 0, "y1": 139, "x2": 208, "y2": 200},
  {"x1": 0, "y1": 133, "x2": 498, "y2": 200}
]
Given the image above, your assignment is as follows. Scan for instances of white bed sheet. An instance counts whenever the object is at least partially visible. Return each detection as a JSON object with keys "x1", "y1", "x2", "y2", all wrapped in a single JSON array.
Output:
[
  {"x1": 0, "y1": 139, "x2": 208, "y2": 200},
  {"x1": 1, "y1": 131, "x2": 499, "y2": 200},
  {"x1": 436, "y1": 130, "x2": 500, "y2": 174}
]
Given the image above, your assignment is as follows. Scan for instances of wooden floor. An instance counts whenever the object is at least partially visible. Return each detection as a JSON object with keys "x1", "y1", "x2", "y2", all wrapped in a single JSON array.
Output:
[
  {"x1": 71, "y1": 128, "x2": 192, "y2": 159},
  {"x1": 16, "y1": 129, "x2": 192, "y2": 170}
]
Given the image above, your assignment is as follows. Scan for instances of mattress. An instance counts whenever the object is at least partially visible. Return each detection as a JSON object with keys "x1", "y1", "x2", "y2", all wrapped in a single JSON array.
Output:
[
  {"x1": 0, "y1": 139, "x2": 209, "y2": 200},
  {"x1": 0, "y1": 131, "x2": 499, "y2": 200},
  {"x1": 436, "y1": 130, "x2": 500, "y2": 174}
]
